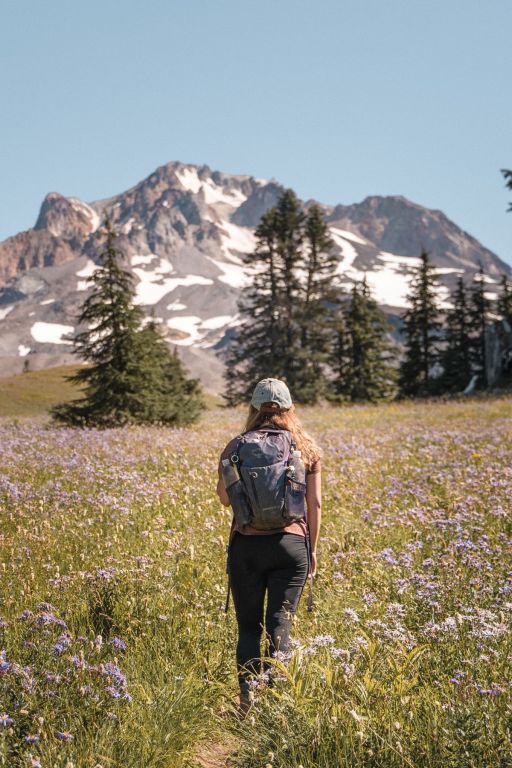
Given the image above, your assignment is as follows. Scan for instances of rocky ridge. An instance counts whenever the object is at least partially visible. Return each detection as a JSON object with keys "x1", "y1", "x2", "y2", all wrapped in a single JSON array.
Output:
[{"x1": 0, "y1": 160, "x2": 509, "y2": 391}]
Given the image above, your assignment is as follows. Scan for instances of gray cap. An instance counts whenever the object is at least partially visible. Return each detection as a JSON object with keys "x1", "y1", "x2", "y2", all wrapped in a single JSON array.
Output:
[{"x1": 250, "y1": 378, "x2": 293, "y2": 410}]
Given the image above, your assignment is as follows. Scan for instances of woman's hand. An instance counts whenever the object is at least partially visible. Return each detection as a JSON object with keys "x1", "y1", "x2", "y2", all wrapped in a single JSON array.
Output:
[{"x1": 310, "y1": 550, "x2": 317, "y2": 577}]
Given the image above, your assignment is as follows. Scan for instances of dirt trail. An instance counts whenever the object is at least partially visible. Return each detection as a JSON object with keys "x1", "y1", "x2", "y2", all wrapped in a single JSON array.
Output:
[{"x1": 192, "y1": 735, "x2": 239, "y2": 768}]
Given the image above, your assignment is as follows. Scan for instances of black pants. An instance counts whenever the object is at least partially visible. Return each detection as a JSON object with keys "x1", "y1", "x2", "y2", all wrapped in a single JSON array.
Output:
[{"x1": 228, "y1": 531, "x2": 309, "y2": 694}]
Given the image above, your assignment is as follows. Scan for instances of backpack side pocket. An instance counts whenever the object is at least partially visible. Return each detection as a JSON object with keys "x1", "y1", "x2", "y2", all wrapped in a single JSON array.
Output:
[
  {"x1": 284, "y1": 477, "x2": 306, "y2": 522},
  {"x1": 226, "y1": 479, "x2": 253, "y2": 527}
]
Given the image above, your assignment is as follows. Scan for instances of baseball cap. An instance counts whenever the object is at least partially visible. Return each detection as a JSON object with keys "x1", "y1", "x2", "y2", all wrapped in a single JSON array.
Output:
[{"x1": 250, "y1": 378, "x2": 293, "y2": 410}]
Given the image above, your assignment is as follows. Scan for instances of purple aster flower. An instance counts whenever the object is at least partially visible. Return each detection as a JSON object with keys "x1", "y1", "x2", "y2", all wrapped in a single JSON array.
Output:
[
  {"x1": 55, "y1": 730, "x2": 73, "y2": 741},
  {"x1": 110, "y1": 636, "x2": 126, "y2": 651},
  {"x1": 0, "y1": 714, "x2": 14, "y2": 726}
]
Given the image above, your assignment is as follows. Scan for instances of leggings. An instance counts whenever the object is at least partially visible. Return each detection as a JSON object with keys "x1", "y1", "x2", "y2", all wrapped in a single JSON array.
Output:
[{"x1": 228, "y1": 531, "x2": 310, "y2": 694}]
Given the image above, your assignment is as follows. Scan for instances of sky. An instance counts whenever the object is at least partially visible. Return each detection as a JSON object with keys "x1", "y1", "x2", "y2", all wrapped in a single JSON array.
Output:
[{"x1": 1, "y1": 0, "x2": 511, "y2": 264}]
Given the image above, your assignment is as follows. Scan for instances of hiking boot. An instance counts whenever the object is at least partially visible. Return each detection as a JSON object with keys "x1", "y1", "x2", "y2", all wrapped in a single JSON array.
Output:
[{"x1": 238, "y1": 690, "x2": 254, "y2": 717}]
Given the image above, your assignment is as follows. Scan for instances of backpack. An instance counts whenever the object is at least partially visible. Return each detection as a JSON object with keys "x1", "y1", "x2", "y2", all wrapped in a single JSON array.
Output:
[{"x1": 225, "y1": 426, "x2": 307, "y2": 531}]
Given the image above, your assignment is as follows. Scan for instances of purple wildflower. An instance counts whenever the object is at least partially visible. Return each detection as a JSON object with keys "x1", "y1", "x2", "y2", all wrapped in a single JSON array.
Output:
[{"x1": 0, "y1": 714, "x2": 14, "y2": 726}]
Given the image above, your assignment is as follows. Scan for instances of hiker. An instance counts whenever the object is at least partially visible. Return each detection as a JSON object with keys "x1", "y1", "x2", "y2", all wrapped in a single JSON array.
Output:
[{"x1": 216, "y1": 377, "x2": 322, "y2": 710}]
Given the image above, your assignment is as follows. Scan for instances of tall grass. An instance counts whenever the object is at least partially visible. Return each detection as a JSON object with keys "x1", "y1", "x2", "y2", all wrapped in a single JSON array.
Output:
[{"x1": 0, "y1": 397, "x2": 510, "y2": 766}]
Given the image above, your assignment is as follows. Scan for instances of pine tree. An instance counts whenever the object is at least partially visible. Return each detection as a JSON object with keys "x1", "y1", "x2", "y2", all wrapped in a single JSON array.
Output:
[
  {"x1": 497, "y1": 274, "x2": 512, "y2": 320},
  {"x1": 224, "y1": 190, "x2": 339, "y2": 405},
  {"x1": 502, "y1": 168, "x2": 512, "y2": 209},
  {"x1": 398, "y1": 249, "x2": 442, "y2": 397},
  {"x1": 134, "y1": 319, "x2": 205, "y2": 424},
  {"x1": 440, "y1": 277, "x2": 473, "y2": 392},
  {"x1": 341, "y1": 277, "x2": 397, "y2": 402},
  {"x1": 467, "y1": 265, "x2": 492, "y2": 389},
  {"x1": 327, "y1": 294, "x2": 351, "y2": 401},
  {"x1": 294, "y1": 204, "x2": 342, "y2": 402},
  {"x1": 222, "y1": 204, "x2": 291, "y2": 405},
  {"x1": 51, "y1": 215, "x2": 204, "y2": 426}
]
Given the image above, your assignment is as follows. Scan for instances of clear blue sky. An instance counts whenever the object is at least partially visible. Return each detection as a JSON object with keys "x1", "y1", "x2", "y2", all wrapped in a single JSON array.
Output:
[{"x1": 1, "y1": 0, "x2": 511, "y2": 263}]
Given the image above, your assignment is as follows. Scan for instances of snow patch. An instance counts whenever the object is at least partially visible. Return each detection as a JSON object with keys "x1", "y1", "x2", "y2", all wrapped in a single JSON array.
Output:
[
  {"x1": 18, "y1": 344, "x2": 30, "y2": 356},
  {"x1": 364, "y1": 269, "x2": 415, "y2": 309},
  {"x1": 176, "y1": 167, "x2": 202, "y2": 193},
  {"x1": 69, "y1": 198, "x2": 101, "y2": 233},
  {"x1": 166, "y1": 315, "x2": 203, "y2": 345},
  {"x1": 218, "y1": 221, "x2": 257, "y2": 257},
  {"x1": 0, "y1": 305, "x2": 13, "y2": 320},
  {"x1": 166, "y1": 300, "x2": 187, "y2": 311},
  {"x1": 202, "y1": 180, "x2": 247, "y2": 206},
  {"x1": 433, "y1": 267, "x2": 465, "y2": 275},
  {"x1": 377, "y1": 252, "x2": 423, "y2": 268},
  {"x1": 132, "y1": 254, "x2": 157, "y2": 266},
  {"x1": 30, "y1": 321, "x2": 74, "y2": 344},
  {"x1": 133, "y1": 272, "x2": 214, "y2": 305},
  {"x1": 76, "y1": 259, "x2": 98, "y2": 278},
  {"x1": 40, "y1": 298, "x2": 55, "y2": 305},
  {"x1": 330, "y1": 227, "x2": 367, "y2": 245},
  {"x1": 121, "y1": 217, "x2": 136, "y2": 234},
  {"x1": 200, "y1": 315, "x2": 235, "y2": 330},
  {"x1": 210, "y1": 259, "x2": 250, "y2": 288},
  {"x1": 331, "y1": 231, "x2": 358, "y2": 271}
]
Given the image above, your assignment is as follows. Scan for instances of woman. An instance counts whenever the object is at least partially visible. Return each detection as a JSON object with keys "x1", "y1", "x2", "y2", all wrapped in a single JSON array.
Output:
[{"x1": 216, "y1": 378, "x2": 322, "y2": 710}]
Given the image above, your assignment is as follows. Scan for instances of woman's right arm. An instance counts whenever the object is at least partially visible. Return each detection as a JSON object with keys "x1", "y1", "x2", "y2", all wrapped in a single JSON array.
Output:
[
  {"x1": 217, "y1": 463, "x2": 231, "y2": 507},
  {"x1": 305, "y1": 470, "x2": 321, "y2": 576}
]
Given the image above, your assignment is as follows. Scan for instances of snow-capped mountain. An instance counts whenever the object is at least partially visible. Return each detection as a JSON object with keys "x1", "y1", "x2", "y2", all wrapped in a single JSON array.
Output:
[{"x1": 0, "y1": 160, "x2": 509, "y2": 392}]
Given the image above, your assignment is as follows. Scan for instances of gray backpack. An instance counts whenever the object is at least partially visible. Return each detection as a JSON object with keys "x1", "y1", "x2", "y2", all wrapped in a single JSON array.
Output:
[{"x1": 223, "y1": 427, "x2": 307, "y2": 531}]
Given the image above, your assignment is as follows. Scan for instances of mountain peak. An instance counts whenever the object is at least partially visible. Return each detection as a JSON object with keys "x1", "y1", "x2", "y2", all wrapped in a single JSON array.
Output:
[{"x1": 35, "y1": 192, "x2": 100, "y2": 239}]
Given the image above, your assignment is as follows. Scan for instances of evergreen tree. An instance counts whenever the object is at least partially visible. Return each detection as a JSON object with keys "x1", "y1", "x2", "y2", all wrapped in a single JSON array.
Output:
[
  {"x1": 502, "y1": 168, "x2": 512, "y2": 209},
  {"x1": 224, "y1": 190, "x2": 339, "y2": 405},
  {"x1": 398, "y1": 249, "x2": 442, "y2": 397},
  {"x1": 326, "y1": 294, "x2": 351, "y2": 401},
  {"x1": 223, "y1": 203, "x2": 292, "y2": 405},
  {"x1": 134, "y1": 319, "x2": 205, "y2": 424},
  {"x1": 294, "y1": 204, "x2": 342, "y2": 402},
  {"x1": 339, "y1": 277, "x2": 397, "y2": 402},
  {"x1": 52, "y1": 215, "x2": 204, "y2": 426},
  {"x1": 440, "y1": 277, "x2": 473, "y2": 392},
  {"x1": 497, "y1": 273, "x2": 512, "y2": 320},
  {"x1": 467, "y1": 265, "x2": 492, "y2": 389}
]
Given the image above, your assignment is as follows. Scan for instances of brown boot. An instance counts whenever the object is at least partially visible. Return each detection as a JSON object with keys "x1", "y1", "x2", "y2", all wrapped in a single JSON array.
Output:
[{"x1": 238, "y1": 690, "x2": 254, "y2": 718}]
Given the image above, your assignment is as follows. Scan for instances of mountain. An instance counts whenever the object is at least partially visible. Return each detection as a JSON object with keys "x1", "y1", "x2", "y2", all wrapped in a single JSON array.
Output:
[{"x1": 0, "y1": 160, "x2": 509, "y2": 392}]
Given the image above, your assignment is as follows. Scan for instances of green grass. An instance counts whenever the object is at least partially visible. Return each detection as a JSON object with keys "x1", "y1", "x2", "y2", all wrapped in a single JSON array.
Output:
[
  {"x1": 0, "y1": 365, "x2": 222, "y2": 418},
  {"x1": 0, "y1": 397, "x2": 511, "y2": 767},
  {"x1": 0, "y1": 365, "x2": 85, "y2": 418}
]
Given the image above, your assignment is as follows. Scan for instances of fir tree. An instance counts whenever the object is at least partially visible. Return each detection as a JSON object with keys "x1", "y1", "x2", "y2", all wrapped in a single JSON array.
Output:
[
  {"x1": 440, "y1": 277, "x2": 473, "y2": 392},
  {"x1": 51, "y1": 215, "x2": 204, "y2": 426},
  {"x1": 398, "y1": 249, "x2": 442, "y2": 397},
  {"x1": 502, "y1": 168, "x2": 512, "y2": 209},
  {"x1": 341, "y1": 277, "x2": 397, "y2": 402},
  {"x1": 294, "y1": 204, "x2": 342, "y2": 402},
  {"x1": 326, "y1": 294, "x2": 351, "y2": 401},
  {"x1": 222, "y1": 204, "x2": 291, "y2": 405},
  {"x1": 224, "y1": 190, "x2": 338, "y2": 405},
  {"x1": 497, "y1": 273, "x2": 512, "y2": 320},
  {"x1": 467, "y1": 265, "x2": 492, "y2": 389}
]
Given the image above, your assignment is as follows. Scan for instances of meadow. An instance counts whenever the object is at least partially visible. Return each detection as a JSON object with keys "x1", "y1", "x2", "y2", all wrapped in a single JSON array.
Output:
[{"x1": 0, "y1": 395, "x2": 511, "y2": 767}]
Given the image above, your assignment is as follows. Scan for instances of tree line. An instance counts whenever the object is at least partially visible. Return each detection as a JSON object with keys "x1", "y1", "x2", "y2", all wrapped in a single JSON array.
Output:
[
  {"x1": 224, "y1": 188, "x2": 512, "y2": 405},
  {"x1": 53, "y1": 171, "x2": 512, "y2": 426}
]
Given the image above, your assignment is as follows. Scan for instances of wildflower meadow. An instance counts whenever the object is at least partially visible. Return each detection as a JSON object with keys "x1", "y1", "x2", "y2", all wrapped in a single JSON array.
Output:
[{"x1": 1, "y1": 397, "x2": 511, "y2": 767}]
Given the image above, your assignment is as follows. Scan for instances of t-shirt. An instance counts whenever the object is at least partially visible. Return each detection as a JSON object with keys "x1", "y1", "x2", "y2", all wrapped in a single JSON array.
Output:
[{"x1": 218, "y1": 429, "x2": 321, "y2": 541}]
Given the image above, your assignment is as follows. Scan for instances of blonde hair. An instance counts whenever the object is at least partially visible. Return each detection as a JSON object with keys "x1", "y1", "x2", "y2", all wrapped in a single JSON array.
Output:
[{"x1": 244, "y1": 402, "x2": 322, "y2": 470}]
